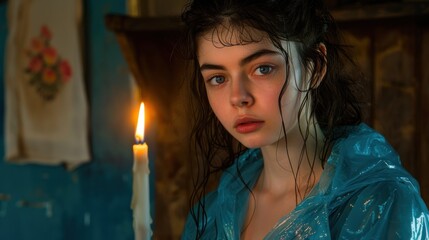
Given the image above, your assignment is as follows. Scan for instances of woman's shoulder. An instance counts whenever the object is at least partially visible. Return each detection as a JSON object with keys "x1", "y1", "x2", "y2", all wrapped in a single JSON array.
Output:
[
  {"x1": 327, "y1": 124, "x2": 429, "y2": 239},
  {"x1": 329, "y1": 123, "x2": 407, "y2": 183},
  {"x1": 334, "y1": 123, "x2": 399, "y2": 163},
  {"x1": 326, "y1": 123, "x2": 424, "y2": 202}
]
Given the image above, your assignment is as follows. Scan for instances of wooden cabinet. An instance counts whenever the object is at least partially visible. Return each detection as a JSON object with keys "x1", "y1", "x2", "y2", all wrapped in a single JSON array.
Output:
[{"x1": 332, "y1": 2, "x2": 429, "y2": 203}]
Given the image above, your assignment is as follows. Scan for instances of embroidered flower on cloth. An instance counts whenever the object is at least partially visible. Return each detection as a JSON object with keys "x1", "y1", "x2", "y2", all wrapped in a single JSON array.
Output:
[{"x1": 24, "y1": 25, "x2": 72, "y2": 101}]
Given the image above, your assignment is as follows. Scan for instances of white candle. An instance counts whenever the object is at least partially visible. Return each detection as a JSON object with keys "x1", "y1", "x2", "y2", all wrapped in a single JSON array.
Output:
[{"x1": 131, "y1": 102, "x2": 152, "y2": 240}]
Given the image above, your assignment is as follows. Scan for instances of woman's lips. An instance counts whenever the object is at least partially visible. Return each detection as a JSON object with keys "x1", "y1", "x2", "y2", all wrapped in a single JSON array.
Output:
[{"x1": 234, "y1": 118, "x2": 264, "y2": 134}]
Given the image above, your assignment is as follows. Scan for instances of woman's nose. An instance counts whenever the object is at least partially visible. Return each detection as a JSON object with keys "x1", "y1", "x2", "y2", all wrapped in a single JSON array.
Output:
[{"x1": 230, "y1": 77, "x2": 254, "y2": 108}]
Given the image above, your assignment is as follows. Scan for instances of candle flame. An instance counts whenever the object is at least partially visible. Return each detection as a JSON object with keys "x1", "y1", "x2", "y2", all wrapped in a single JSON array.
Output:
[{"x1": 135, "y1": 102, "x2": 145, "y2": 143}]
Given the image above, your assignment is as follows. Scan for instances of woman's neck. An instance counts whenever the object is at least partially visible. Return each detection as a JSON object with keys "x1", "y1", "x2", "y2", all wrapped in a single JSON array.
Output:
[{"x1": 258, "y1": 123, "x2": 325, "y2": 198}]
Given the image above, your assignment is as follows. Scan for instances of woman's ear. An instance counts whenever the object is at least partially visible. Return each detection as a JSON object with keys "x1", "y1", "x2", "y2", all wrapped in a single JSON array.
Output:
[{"x1": 314, "y1": 43, "x2": 327, "y2": 88}]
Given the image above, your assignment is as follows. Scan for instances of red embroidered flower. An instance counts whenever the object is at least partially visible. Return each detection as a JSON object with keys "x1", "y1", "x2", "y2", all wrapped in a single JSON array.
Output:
[
  {"x1": 31, "y1": 37, "x2": 44, "y2": 53},
  {"x1": 28, "y1": 56, "x2": 43, "y2": 73},
  {"x1": 60, "y1": 60, "x2": 72, "y2": 82},
  {"x1": 41, "y1": 25, "x2": 52, "y2": 40},
  {"x1": 24, "y1": 25, "x2": 72, "y2": 101},
  {"x1": 42, "y1": 68, "x2": 56, "y2": 84},
  {"x1": 42, "y1": 47, "x2": 57, "y2": 66}
]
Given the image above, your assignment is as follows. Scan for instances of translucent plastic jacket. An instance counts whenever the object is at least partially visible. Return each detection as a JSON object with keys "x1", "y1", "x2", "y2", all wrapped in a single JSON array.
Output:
[{"x1": 182, "y1": 124, "x2": 429, "y2": 239}]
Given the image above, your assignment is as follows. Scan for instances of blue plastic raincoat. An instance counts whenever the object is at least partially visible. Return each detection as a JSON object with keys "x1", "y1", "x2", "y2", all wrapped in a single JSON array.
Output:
[{"x1": 182, "y1": 124, "x2": 429, "y2": 239}]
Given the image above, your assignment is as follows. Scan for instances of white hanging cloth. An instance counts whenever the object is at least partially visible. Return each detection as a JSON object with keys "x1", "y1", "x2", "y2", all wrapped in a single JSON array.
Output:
[{"x1": 4, "y1": 0, "x2": 90, "y2": 170}]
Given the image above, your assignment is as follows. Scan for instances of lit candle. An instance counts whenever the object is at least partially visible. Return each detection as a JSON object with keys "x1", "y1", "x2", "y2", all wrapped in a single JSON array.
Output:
[{"x1": 131, "y1": 102, "x2": 152, "y2": 240}]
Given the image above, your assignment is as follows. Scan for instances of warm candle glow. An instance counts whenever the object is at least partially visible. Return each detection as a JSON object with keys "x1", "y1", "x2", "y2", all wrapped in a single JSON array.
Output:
[{"x1": 135, "y1": 102, "x2": 145, "y2": 143}]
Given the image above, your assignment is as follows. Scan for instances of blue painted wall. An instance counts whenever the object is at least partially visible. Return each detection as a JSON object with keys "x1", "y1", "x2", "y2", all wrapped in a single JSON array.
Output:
[{"x1": 0, "y1": 1, "x2": 139, "y2": 239}]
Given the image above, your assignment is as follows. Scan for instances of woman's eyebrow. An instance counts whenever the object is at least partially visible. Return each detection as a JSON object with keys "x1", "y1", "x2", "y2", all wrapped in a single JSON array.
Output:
[
  {"x1": 239, "y1": 49, "x2": 281, "y2": 67},
  {"x1": 199, "y1": 49, "x2": 281, "y2": 72},
  {"x1": 200, "y1": 63, "x2": 225, "y2": 71}
]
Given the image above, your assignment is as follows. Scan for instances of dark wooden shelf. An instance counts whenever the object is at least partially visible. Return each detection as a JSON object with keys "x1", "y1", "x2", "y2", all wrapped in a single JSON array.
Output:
[
  {"x1": 105, "y1": 2, "x2": 429, "y2": 33},
  {"x1": 331, "y1": 2, "x2": 429, "y2": 22}
]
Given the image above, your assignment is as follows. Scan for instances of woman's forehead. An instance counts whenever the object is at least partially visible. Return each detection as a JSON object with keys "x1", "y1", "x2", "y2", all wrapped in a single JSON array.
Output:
[
  {"x1": 197, "y1": 27, "x2": 300, "y2": 58},
  {"x1": 198, "y1": 23, "x2": 268, "y2": 48},
  {"x1": 197, "y1": 23, "x2": 301, "y2": 53}
]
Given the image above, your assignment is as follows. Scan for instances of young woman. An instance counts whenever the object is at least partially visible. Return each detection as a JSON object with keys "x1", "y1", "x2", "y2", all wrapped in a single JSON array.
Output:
[{"x1": 180, "y1": 0, "x2": 429, "y2": 239}]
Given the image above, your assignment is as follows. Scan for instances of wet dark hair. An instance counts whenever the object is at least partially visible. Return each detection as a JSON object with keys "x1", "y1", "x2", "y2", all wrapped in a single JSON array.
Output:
[{"x1": 180, "y1": 0, "x2": 364, "y2": 238}]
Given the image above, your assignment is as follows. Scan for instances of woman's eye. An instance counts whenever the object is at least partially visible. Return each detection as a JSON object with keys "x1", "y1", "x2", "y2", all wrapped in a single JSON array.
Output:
[
  {"x1": 255, "y1": 65, "x2": 273, "y2": 75},
  {"x1": 208, "y1": 76, "x2": 225, "y2": 85}
]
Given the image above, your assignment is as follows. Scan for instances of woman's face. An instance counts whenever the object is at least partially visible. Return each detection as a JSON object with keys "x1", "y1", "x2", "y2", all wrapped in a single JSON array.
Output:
[{"x1": 197, "y1": 27, "x2": 309, "y2": 149}]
